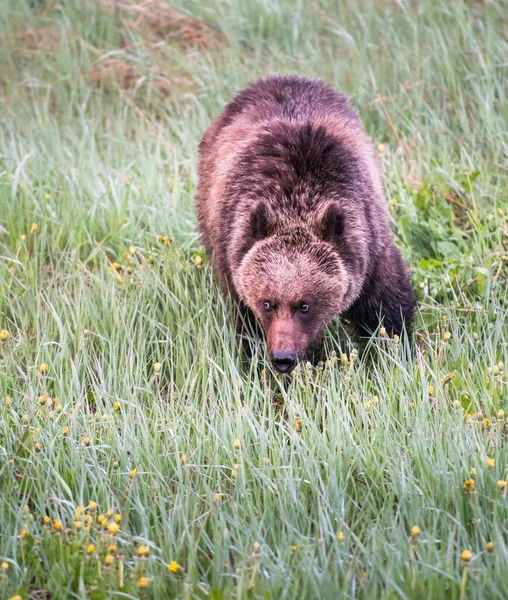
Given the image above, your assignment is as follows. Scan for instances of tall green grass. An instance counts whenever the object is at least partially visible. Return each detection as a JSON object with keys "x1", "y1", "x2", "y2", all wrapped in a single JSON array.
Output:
[{"x1": 0, "y1": 1, "x2": 507, "y2": 598}]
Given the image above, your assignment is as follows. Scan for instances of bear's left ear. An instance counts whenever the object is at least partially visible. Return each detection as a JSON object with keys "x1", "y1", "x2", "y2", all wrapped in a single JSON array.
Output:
[
  {"x1": 249, "y1": 201, "x2": 273, "y2": 241},
  {"x1": 320, "y1": 202, "x2": 344, "y2": 243}
]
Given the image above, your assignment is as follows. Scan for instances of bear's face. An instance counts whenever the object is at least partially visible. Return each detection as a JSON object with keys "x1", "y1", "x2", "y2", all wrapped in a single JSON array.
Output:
[{"x1": 237, "y1": 233, "x2": 351, "y2": 373}]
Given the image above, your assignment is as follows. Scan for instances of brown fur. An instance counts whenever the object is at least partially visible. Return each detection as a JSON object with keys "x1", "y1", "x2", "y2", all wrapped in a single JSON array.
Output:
[{"x1": 197, "y1": 75, "x2": 415, "y2": 371}]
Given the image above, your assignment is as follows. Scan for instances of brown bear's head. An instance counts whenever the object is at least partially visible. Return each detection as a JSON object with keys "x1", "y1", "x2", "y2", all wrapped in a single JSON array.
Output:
[{"x1": 235, "y1": 200, "x2": 359, "y2": 373}]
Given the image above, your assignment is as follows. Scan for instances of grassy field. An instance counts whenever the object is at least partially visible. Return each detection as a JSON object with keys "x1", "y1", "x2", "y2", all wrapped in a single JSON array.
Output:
[{"x1": 0, "y1": 0, "x2": 507, "y2": 598}]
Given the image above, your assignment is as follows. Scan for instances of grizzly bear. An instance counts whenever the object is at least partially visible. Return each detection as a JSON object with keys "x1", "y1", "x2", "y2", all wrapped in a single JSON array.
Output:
[{"x1": 196, "y1": 75, "x2": 416, "y2": 373}]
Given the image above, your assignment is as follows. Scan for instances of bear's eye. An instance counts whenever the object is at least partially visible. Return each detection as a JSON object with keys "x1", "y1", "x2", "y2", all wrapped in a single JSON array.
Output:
[
  {"x1": 263, "y1": 301, "x2": 272, "y2": 312},
  {"x1": 300, "y1": 302, "x2": 310, "y2": 314}
]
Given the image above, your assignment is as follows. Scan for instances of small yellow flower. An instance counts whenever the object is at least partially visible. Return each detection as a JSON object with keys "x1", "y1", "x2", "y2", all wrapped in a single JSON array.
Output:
[
  {"x1": 390, "y1": 198, "x2": 397, "y2": 207},
  {"x1": 9, "y1": 596, "x2": 22, "y2": 600},
  {"x1": 231, "y1": 468, "x2": 237, "y2": 478},
  {"x1": 21, "y1": 529, "x2": 29, "y2": 537},
  {"x1": 180, "y1": 454, "x2": 186, "y2": 464},
  {"x1": 83, "y1": 436, "x2": 90, "y2": 446},
  {"x1": 137, "y1": 545, "x2": 150, "y2": 556},
  {"x1": 123, "y1": 173, "x2": 131, "y2": 181},
  {"x1": 138, "y1": 577, "x2": 149, "y2": 588},
  {"x1": 377, "y1": 143, "x2": 385, "y2": 153},
  {"x1": 111, "y1": 262, "x2": 122, "y2": 272},
  {"x1": 31, "y1": 222, "x2": 38, "y2": 233},
  {"x1": 379, "y1": 326, "x2": 386, "y2": 337},
  {"x1": 486, "y1": 541, "x2": 494, "y2": 552},
  {"x1": 233, "y1": 439, "x2": 241, "y2": 450},
  {"x1": 498, "y1": 409, "x2": 505, "y2": 419},
  {"x1": 130, "y1": 468, "x2": 137, "y2": 478},
  {"x1": 106, "y1": 509, "x2": 113, "y2": 517},
  {"x1": 88, "y1": 501, "x2": 97, "y2": 511},
  {"x1": 336, "y1": 531, "x2": 344, "y2": 541},
  {"x1": 470, "y1": 467, "x2": 476, "y2": 477},
  {"x1": 392, "y1": 334, "x2": 399, "y2": 344},
  {"x1": 33, "y1": 443, "x2": 42, "y2": 452},
  {"x1": 83, "y1": 328, "x2": 90, "y2": 336},
  {"x1": 62, "y1": 426, "x2": 69, "y2": 436},
  {"x1": 168, "y1": 560, "x2": 181, "y2": 573},
  {"x1": 5, "y1": 396, "x2": 11, "y2": 406},
  {"x1": 39, "y1": 363, "x2": 49, "y2": 374},
  {"x1": 21, "y1": 234, "x2": 26, "y2": 241},
  {"x1": 461, "y1": 549, "x2": 472, "y2": 562},
  {"x1": 214, "y1": 493, "x2": 221, "y2": 501},
  {"x1": 98, "y1": 514, "x2": 106, "y2": 525},
  {"x1": 114, "y1": 513, "x2": 121, "y2": 523},
  {"x1": 108, "y1": 544, "x2": 116, "y2": 553},
  {"x1": 497, "y1": 208, "x2": 504, "y2": 217},
  {"x1": 53, "y1": 519, "x2": 63, "y2": 531},
  {"x1": 253, "y1": 541, "x2": 260, "y2": 552},
  {"x1": 410, "y1": 526, "x2": 420, "y2": 536},
  {"x1": 291, "y1": 545, "x2": 297, "y2": 551},
  {"x1": 107, "y1": 522, "x2": 120, "y2": 535},
  {"x1": 0, "y1": 329, "x2": 9, "y2": 340},
  {"x1": 497, "y1": 480, "x2": 507, "y2": 490},
  {"x1": 487, "y1": 458, "x2": 495, "y2": 468},
  {"x1": 1, "y1": 561, "x2": 9, "y2": 569},
  {"x1": 443, "y1": 332, "x2": 451, "y2": 341},
  {"x1": 74, "y1": 521, "x2": 82, "y2": 529},
  {"x1": 113, "y1": 401, "x2": 121, "y2": 411},
  {"x1": 153, "y1": 362, "x2": 161, "y2": 373},
  {"x1": 464, "y1": 479, "x2": 475, "y2": 490},
  {"x1": 194, "y1": 255, "x2": 203, "y2": 266},
  {"x1": 113, "y1": 461, "x2": 119, "y2": 468},
  {"x1": 87, "y1": 544, "x2": 95, "y2": 553},
  {"x1": 104, "y1": 554, "x2": 115, "y2": 565},
  {"x1": 43, "y1": 515, "x2": 51, "y2": 524},
  {"x1": 484, "y1": 418, "x2": 491, "y2": 428}
]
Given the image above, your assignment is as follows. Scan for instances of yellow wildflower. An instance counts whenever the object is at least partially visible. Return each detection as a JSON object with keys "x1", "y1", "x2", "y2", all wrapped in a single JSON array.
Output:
[
  {"x1": 21, "y1": 529, "x2": 29, "y2": 537},
  {"x1": 153, "y1": 362, "x2": 161, "y2": 373},
  {"x1": 107, "y1": 522, "x2": 120, "y2": 535},
  {"x1": 428, "y1": 385, "x2": 435, "y2": 395},
  {"x1": 443, "y1": 332, "x2": 451, "y2": 341},
  {"x1": 87, "y1": 544, "x2": 95, "y2": 553},
  {"x1": 253, "y1": 542, "x2": 260, "y2": 552},
  {"x1": 497, "y1": 480, "x2": 507, "y2": 490},
  {"x1": 1, "y1": 561, "x2": 9, "y2": 569},
  {"x1": 138, "y1": 577, "x2": 149, "y2": 588},
  {"x1": 83, "y1": 436, "x2": 90, "y2": 446},
  {"x1": 129, "y1": 469, "x2": 136, "y2": 478},
  {"x1": 104, "y1": 554, "x2": 114, "y2": 566},
  {"x1": 498, "y1": 208, "x2": 504, "y2": 217},
  {"x1": 0, "y1": 329, "x2": 9, "y2": 340},
  {"x1": 233, "y1": 439, "x2": 241, "y2": 450},
  {"x1": 62, "y1": 426, "x2": 69, "y2": 436},
  {"x1": 107, "y1": 544, "x2": 116, "y2": 553},
  {"x1": 9, "y1": 596, "x2": 22, "y2": 600},
  {"x1": 88, "y1": 501, "x2": 97, "y2": 511},
  {"x1": 214, "y1": 493, "x2": 221, "y2": 501},
  {"x1": 410, "y1": 526, "x2": 420, "y2": 536},
  {"x1": 461, "y1": 549, "x2": 472, "y2": 562},
  {"x1": 52, "y1": 519, "x2": 63, "y2": 531},
  {"x1": 137, "y1": 545, "x2": 150, "y2": 556},
  {"x1": 31, "y1": 223, "x2": 38, "y2": 233},
  {"x1": 464, "y1": 479, "x2": 475, "y2": 490},
  {"x1": 194, "y1": 255, "x2": 203, "y2": 266},
  {"x1": 43, "y1": 516, "x2": 51, "y2": 524},
  {"x1": 168, "y1": 560, "x2": 181, "y2": 573},
  {"x1": 487, "y1": 458, "x2": 495, "y2": 468},
  {"x1": 291, "y1": 545, "x2": 297, "y2": 551},
  {"x1": 390, "y1": 198, "x2": 397, "y2": 207},
  {"x1": 377, "y1": 143, "x2": 385, "y2": 153},
  {"x1": 379, "y1": 326, "x2": 386, "y2": 336},
  {"x1": 180, "y1": 454, "x2": 186, "y2": 464},
  {"x1": 486, "y1": 541, "x2": 494, "y2": 552},
  {"x1": 336, "y1": 532, "x2": 344, "y2": 541},
  {"x1": 39, "y1": 363, "x2": 49, "y2": 374},
  {"x1": 113, "y1": 401, "x2": 121, "y2": 411},
  {"x1": 114, "y1": 513, "x2": 121, "y2": 523}
]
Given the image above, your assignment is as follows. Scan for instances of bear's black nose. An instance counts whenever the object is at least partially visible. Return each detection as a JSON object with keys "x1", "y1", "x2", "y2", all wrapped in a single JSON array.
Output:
[{"x1": 271, "y1": 352, "x2": 297, "y2": 373}]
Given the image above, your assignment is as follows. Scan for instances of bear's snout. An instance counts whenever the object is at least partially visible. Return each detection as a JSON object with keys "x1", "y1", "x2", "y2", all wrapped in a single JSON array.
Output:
[{"x1": 271, "y1": 350, "x2": 297, "y2": 374}]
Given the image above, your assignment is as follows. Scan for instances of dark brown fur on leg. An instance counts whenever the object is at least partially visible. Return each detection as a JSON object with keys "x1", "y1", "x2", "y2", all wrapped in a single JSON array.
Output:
[{"x1": 345, "y1": 244, "x2": 416, "y2": 341}]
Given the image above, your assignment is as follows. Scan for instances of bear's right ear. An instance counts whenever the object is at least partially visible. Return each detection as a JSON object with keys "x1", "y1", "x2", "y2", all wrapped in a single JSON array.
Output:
[
  {"x1": 249, "y1": 202, "x2": 273, "y2": 240},
  {"x1": 320, "y1": 202, "x2": 344, "y2": 244}
]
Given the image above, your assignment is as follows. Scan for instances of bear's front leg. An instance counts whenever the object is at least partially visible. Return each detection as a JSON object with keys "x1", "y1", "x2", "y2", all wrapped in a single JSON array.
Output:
[{"x1": 345, "y1": 243, "x2": 416, "y2": 341}]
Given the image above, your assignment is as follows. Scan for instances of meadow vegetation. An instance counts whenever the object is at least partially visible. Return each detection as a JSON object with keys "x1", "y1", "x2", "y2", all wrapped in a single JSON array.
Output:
[{"x1": 0, "y1": 0, "x2": 507, "y2": 598}]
